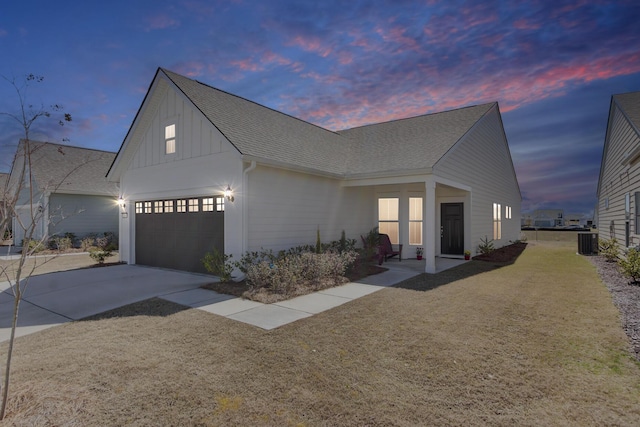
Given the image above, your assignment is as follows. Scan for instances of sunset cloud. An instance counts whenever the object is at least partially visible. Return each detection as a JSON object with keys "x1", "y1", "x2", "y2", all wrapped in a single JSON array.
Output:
[{"x1": 0, "y1": 0, "x2": 638, "y2": 217}]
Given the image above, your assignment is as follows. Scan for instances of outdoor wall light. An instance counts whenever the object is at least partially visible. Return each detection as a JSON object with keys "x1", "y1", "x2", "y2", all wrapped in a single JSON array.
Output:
[
  {"x1": 117, "y1": 197, "x2": 126, "y2": 210},
  {"x1": 224, "y1": 185, "x2": 235, "y2": 202}
]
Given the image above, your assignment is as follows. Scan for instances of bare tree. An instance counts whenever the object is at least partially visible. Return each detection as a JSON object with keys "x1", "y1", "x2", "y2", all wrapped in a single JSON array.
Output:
[{"x1": 0, "y1": 74, "x2": 72, "y2": 419}]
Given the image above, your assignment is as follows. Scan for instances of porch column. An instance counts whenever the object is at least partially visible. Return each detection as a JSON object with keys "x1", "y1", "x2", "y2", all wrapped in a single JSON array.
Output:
[{"x1": 424, "y1": 178, "x2": 436, "y2": 273}]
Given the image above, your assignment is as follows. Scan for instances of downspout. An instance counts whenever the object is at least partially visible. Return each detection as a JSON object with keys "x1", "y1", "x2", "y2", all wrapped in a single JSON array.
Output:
[{"x1": 242, "y1": 160, "x2": 257, "y2": 255}]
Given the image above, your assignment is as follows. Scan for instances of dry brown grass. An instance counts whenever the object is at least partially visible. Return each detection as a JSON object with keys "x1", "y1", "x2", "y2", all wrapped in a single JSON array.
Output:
[
  {"x1": 0, "y1": 252, "x2": 119, "y2": 281},
  {"x1": 1, "y1": 243, "x2": 639, "y2": 426}
]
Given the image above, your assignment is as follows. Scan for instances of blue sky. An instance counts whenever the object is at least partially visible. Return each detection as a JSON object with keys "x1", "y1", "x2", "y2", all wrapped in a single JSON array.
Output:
[{"x1": 1, "y1": 0, "x2": 639, "y2": 217}]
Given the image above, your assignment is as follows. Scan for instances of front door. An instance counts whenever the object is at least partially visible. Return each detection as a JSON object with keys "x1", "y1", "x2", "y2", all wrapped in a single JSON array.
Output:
[{"x1": 441, "y1": 203, "x2": 463, "y2": 255}]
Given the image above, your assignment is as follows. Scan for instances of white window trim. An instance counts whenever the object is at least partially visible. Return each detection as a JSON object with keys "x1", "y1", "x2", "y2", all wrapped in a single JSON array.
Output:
[{"x1": 163, "y1": 116, "x2": 179, "y2": 157}]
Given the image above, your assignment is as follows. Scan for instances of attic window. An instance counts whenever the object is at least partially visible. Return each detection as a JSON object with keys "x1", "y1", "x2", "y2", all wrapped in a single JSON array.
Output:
[{"x1": 165, "y1": 124, "x2": 176, "y2": 154}]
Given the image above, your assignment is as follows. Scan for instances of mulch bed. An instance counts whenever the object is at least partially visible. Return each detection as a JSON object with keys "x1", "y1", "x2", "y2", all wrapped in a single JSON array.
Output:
[
  {"x1": 201, "y1": 263, "x2": 387, "y2": 301},
  {"x1": 588, "y1": 255, "x2": 640, "y2": 361},
  {"x1": 472, "y1": 242, "x2": 528, "y2": 263}
]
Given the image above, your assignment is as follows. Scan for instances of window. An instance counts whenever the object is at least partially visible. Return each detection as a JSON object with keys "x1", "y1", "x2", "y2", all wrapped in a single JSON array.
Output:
[
  {"x1": 177, "y1": 200, "x2": 186, "y2": 213},
  {"x1": 144, "y1": 201, "x2": 152, "y2": 214},
  {"x1": 378, "y1": 197, "x2": 399, "y2": 244},
  {"x1": 135, "y1": 202, "x2": 143, "y2": 214},
  {"x1": 164, "y1": 200, "x2": 174, "y2": 213},
  {"x1": 409, "y1": 197, "x2": 422, "y2": 245},
  {"x1": 165, "y1": 124, "x2": 176, "y2": 154},
  {"x1": 202, "y1": 197, "x2": 214, "y2": 212},
  {"x1": 505, "y1": 206, "x2": 512, "y2": 219},
  {"x1": 493, "y1": 203, "x2": 502, "y2": 240},
  {"x1": 216, "y1": 197, "x2": 225, "y2": 212},
  {"x1": 188, "y1": 198, "x2": 199, "y2": 212},
  {"x1": 154, "y1": 201, "x2": 163, "y2": 213}
]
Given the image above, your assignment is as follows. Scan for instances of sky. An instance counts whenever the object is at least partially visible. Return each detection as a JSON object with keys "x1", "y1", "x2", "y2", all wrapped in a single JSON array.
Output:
[{"x1": 1, "y1": 0, "x2": 639, "y2": 217}]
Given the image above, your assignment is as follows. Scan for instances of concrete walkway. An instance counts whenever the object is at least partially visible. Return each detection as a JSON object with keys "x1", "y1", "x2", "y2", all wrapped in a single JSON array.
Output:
[
  {"x1": 162, "y1": 258, "x2": 464, "y2": 330},
  {"x1": 1, "y1": 258, "x2": 466, "y2": 340}
]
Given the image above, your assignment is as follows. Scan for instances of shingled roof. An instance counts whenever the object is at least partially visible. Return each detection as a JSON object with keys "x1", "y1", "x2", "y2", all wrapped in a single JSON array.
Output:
[
  {"x1": 163, "y1": 69, "x2": 350, "y2": 176},
  {"x1": 160, "y1": 68, "x2": 496, "y2": 178},
  {"x1": 614, "y1": 91, "x2": 640, "y2": 135},
  {"x1": 11, "y1": 140, "x2": 118, "y2": 196},
  {"x1": 338, "y1": 103, "x2": 495, "y2": 176}
]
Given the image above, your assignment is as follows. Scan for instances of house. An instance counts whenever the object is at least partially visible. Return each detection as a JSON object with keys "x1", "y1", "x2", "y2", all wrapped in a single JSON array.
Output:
[
  {"x1": 7, "y1": 140, "x2": 119, "y2": 246},
  {"x1": 597, "y1": 91, "x2": 640, "y2": 248},
  {"x1": 107, "y1": 68, "x2": 521, "y2": 274},
  {"x1": 532, "y1": 209, "x2": 564, "y2": 228}
]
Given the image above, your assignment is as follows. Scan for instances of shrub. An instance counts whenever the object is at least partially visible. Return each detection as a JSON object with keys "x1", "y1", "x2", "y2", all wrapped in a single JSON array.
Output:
[
  {"x1": 234, "y1": 248, "x2": 278, "y2": 275},
  {"x1": 22, "y1": 238, "x2": 45, "y2": 253},
  {"x1": 202, "y1": 248, "x2": 234, "y2": 282},
  {"x1": 89, "y1": 249, "x2": 112, "y2": 265},
  {"x1": 89, "y1": 235, "x2": 113, "y2": 265},
  {"x1": 361, "y1": 226, "x2": 380, "y2": 261},
  {"x1": 619, "y1": 247, "x2": 640, "y2": 284},
  {"x1": 477, "y1": 236, "x2": 495, "y2": 255},
  {"x1": 81, "y1": 236, "x2": 95, "y2": 251},
  {"x1": 244, "y1": 250, "x2": 357, "y2": 292},
  {"x1": 49, "y1": 236, "x2": 72, "y2": 251},
  {"x1": 599, "y1": 238, "x2": 619, "y2": 262}
]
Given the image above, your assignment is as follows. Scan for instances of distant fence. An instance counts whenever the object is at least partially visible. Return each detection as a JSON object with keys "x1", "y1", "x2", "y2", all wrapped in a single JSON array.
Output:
[{"x1": 522, "y1": 229, "x2": 598, "y2": 243}]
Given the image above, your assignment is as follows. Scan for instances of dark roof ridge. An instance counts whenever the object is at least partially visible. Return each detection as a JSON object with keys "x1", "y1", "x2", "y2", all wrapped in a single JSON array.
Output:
[
  {"x1": 338, "y1": 102, "x2": 496, "y2": 132},
  {"x1": 19, "y1": 139, "x2": 116, "y2": 155},
  {"x1": 160, "y1": 68, "x2": 342, "y2": 137}
]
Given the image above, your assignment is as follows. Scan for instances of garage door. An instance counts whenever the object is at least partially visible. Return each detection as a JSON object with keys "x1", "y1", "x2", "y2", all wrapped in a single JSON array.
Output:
[{"x1": 135, "y1": 196, "x2": 224, "y2": 274}]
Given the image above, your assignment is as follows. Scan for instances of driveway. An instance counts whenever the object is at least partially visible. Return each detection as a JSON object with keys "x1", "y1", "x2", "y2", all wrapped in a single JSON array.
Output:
[{"x1": 0, "y1": 265, "x2": 215, "y2": 342}]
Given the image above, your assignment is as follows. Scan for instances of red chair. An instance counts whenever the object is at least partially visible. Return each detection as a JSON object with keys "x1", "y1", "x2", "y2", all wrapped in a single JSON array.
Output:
[{"x1": 378, "y1": 233, "x2": 402, "y2": 264}]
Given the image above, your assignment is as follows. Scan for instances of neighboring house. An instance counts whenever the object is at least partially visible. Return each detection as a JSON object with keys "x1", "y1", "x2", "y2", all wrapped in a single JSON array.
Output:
[
  {"x1": 565, "y1": 213, "x2": 590, "y2": 228},
  {"x1": 7, "y1": 140, "x2": 119, "y2": 246},
  {"x1": 597, "y1": 91, "x2": 640, "y2": 248},
  {"x1": 107, "y1": 68, "x2": 521, "y2": 274},
  {"x1": 532, "y1": 209, "x2": 564, "y2": 228}
]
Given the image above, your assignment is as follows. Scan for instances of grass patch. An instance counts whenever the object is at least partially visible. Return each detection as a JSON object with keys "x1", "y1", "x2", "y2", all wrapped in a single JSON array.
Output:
[{"x1": 1, "y1": 242, "x2": 639, "y2": 425}]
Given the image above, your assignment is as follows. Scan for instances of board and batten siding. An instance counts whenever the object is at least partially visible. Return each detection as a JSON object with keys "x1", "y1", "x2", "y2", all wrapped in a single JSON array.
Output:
[
  {"x1": 48, "y1": 194, "x2": 119, "y2": 238},
  {"x1": 118, "y1": 86, "x2": 246, "y2": 264},
  {"x1": 598, "y1": 102, "x2": 640, "y2": 247},
  {"x1": 433, "y1": 105, "x2": 521, "y2": 251},
  {"x1": 247, "y1": 165, "x2": 375, "y2": 252},
  {"x1": 130, "y1": 82, "x2": 228, "y2": 170}
]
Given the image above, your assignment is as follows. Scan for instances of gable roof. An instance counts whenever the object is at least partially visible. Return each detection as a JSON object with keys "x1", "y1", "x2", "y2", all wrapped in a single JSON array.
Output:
[
  {"x1": 109, "y1": 68, "x2": 502, "y2": 179},
  {"x1": 597, "y1": 91, "x2": 640, "y2": 197},
  {"x1": 163, "y1": 69, "x2": 350, "y2": 176},
  {"x1": 613, "y1": 91, "x2": 640, "y2": 136},
  {"x1": 338, "y1": 103, "x2": 495, "y2": 176},
  {"x1": 10, "y1": 140, "x2": 118, "y2": 196}
]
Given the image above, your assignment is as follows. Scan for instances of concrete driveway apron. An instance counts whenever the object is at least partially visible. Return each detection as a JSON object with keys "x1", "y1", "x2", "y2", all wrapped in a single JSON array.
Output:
[{"x1": 0, "y1": 265, "x2": 214, "y2": 342}]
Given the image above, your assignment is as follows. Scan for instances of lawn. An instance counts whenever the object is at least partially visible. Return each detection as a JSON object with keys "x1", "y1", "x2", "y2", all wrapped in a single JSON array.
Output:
[{"x1": 1, "y1": 242, "x2": 639, "y2": 426}]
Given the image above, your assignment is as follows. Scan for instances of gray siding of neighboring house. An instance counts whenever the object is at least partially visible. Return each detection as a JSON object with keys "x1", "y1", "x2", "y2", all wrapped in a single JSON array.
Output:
[
  {"x1": 433, "y1": 106, "x2": 522, "y2": 250},
  {"x1": 598, "y1": 103, "x2": 640, "y2": 248},
  {"x1": 48, "y1": 193, "x2": 119, "y2": 238}
]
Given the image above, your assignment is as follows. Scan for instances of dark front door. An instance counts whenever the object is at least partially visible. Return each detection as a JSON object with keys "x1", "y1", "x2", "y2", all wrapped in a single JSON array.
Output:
[{"x1": 441, "y1": 203, "x2": 464, "y2": 255}]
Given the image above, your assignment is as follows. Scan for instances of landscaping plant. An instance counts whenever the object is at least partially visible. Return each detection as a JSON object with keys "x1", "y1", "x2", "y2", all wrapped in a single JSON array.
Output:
[
  {"x1": 89, "y1": 236, "x2": 113, "y2": 265},
  {"x1": 599, "y1": 237, "x2": 619, "y2": 262},
  {"x1": 201, "y1": 248, "x2": 234, "y2": 282},
  {"x1": 477, "y1": 236, "x2": 495, "y2": 255},
  {"x1": 618, "y1": 247, "x2": 640, "y2": 285}
]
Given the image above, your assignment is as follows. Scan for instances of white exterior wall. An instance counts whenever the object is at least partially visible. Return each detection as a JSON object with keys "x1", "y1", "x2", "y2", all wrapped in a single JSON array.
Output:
[
  {"x1": 598, "y1": 104, "x2": 640, "y2": 248},
  {"x1": 247, "y1": 164, "x2": 375, "y2": 251},
  {"x1": 48, "y1": 193, "x2": 119, "y2": 238},
  {"x1": 117, "y1": 86, "x2": 245, "y2": 264},
  {"x1": 434, "y1": 106, "x2": 522, "y2": 252}
]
